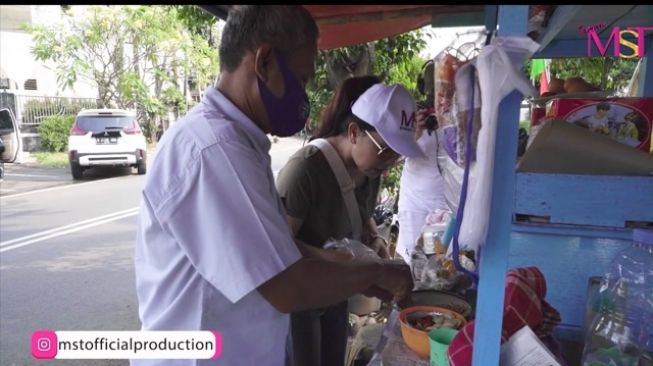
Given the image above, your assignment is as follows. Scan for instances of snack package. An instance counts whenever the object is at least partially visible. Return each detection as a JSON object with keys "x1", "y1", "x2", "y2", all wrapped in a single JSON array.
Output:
[
  {"x1": 434, "y1": 31, "x2": 485, "y2": 168},
  {"x1": 545, "y1": 97, "x2": 653, "y2": 152}
]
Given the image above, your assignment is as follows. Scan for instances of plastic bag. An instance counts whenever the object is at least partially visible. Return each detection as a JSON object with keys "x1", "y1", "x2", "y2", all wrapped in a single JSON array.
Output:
[
  {"x1": 434, "y1": 31, "x2": 486, "y2": 168},
  {"x1": 458, "y1": 36, "x2": 540, "y2": 254},
  {"x1": 414, "y1": 254, "x2": 476, "y2": 291},
  {"x1": 417, "y1": 255, "x2": 458, "y2": 291},
  {"x1": 323, "y1": 238, "x2": 379, "y2": 261},
  {"x1": 420, "y1": 208, "x2": 454, "y2": 255}
]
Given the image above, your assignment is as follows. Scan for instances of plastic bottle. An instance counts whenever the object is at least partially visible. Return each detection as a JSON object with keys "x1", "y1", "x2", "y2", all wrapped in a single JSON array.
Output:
[{"x1": 581, "y1": 229, "x2": 653, "y2": 366}]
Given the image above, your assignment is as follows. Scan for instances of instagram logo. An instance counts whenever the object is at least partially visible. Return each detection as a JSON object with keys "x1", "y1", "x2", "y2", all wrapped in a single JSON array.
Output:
[{"x1": 31, "y1": 330, "x2": 57, "y2": 359}]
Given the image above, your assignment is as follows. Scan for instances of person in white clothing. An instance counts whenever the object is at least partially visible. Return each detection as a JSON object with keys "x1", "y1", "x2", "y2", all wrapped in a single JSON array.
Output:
[
  {"x1": 396, "y1": 110, "x2": 447, "y2": 264},
  {"x1": 132, "y1": 6, "x2": 413, "y2": 366},
  {"x1": 574, "y1": 102, "x2": 611, "y2": 135}
]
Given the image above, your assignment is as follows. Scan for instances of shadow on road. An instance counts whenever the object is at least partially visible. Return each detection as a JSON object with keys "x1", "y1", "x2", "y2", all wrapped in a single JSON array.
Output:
[{"x1": 76, "y1": 166, "x2": 137, "y2": 181}]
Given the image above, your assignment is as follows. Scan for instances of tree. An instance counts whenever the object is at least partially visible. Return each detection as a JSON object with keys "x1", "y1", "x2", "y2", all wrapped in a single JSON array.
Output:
[
  {"x1": 307, "y1": 29, "x2": 428, "y2": 128},
  {"x1": 25, "y1": 5, "x2": 219, "y2": 141},
  {"x1": 172, "y1": 5, "x2": 219, "y2": 47},
  {"x1": 527, "y1": 58, "x2": 639, "y2": 94}
]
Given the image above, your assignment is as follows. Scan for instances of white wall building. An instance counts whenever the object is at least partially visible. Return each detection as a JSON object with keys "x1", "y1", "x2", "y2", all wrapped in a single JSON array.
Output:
[{"x1": 0, "y1": 5, "x2": 97, "y2": 98}]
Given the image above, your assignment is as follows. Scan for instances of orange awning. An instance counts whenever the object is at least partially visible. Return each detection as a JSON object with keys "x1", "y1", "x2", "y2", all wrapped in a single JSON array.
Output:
[
  {"x1": 305, "y1": 5, "x2": 483, "y2": 50},
  {"x1": 200, "y1": 5, "x2": 485, "y2": 50}
]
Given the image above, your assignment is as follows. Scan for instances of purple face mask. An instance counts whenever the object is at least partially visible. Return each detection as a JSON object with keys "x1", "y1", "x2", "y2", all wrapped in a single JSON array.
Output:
[{"x1": 257, "y1": 50, "x2": 310, "y2": 137}]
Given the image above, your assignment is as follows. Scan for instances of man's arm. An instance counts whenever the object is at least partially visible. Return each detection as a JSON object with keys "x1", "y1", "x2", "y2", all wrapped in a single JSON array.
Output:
[
  {"x1": 258, "y1": 256, "x2": 412, "y2": 314},
  {"x1": 285, "y1": 215, "x2": 353, "y2": 262}
]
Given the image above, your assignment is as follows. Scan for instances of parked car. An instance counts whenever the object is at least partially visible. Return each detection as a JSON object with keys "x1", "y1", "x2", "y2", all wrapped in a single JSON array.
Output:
[
  {"x1": 67, "y1": 109, "x2": 147, "y2": 180},
  {"x1": 0, "y1": 108, "x2": 22, "y2": 180}
]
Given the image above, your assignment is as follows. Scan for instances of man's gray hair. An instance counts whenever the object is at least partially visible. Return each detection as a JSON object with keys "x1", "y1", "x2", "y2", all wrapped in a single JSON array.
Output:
[{"x1": 219, "y1": 6, "x2": 319, "y2": 72}]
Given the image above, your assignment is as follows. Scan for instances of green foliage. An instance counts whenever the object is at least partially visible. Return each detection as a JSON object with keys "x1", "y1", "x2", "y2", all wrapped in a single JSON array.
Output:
[
  {"x1": 385, "y1": 56, "x2": 426, "y2": 97},
  {"x1": 24, "y1": 5, "x2": 220, "y2": 140},
  {"x1": 381, "y1": 161, "x2": 405, "y2": 194},
  {"x1": 32, "y1": 152, "x2": 69, "y2": 168},
  {"x1": 161, "y1": 87, "x2": 186, "y2": 109},
  {"x1": 525, "y1": 58, "x2": 639, "y2": 93},
  {"x1": 22, "y1": 98, "x2": 97, "y2": 125},
  {"x1": 307, "y1": 29, "x2": 428, "y2": 131},
  {"x1": 172, "y1": 5, "x2": 218, "y2": 45},
  {"x1": 306, "y1": 59, "x2": 332, "y2": 129},
  {"x1": 38, "y1": 115, "x2": 75, "y2": 152},
  {"x1": 371, "y1": 31, "x2": 427, "y2": 81}
]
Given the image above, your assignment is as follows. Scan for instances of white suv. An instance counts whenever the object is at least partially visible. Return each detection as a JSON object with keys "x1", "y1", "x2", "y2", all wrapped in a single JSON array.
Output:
[{"x1": 68, "y1": 109, "x2": 147, "y2": 179}]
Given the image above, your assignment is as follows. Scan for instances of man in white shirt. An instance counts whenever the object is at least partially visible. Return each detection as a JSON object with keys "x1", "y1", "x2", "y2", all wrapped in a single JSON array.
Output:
[{"x1": 132, "y1": 6, "x2": 413, "y2": 366}]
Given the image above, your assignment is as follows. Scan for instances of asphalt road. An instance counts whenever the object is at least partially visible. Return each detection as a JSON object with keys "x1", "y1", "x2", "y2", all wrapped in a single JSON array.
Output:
[{"x1": 0, "y1": 136, "x2": 306, "y2": 366}]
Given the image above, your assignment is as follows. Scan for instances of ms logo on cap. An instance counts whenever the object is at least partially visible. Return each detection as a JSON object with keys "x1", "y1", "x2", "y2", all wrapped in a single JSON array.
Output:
[{"x1": 400, "y1": 110, "x2": 416, "y2": 132}]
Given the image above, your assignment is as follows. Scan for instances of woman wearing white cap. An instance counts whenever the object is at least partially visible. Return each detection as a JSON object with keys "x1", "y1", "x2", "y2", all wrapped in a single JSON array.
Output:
[{"x1": 275, "y1": 76, "x2": 424, "y2": 366}]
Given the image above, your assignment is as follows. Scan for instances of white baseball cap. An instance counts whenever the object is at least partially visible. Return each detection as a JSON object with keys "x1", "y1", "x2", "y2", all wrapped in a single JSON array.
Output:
[{"x1": 351, "y1": 83, "x2": 425, "y2": 158}]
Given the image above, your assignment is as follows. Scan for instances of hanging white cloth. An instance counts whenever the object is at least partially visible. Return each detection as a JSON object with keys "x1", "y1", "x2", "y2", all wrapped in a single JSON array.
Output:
[{"x1": 455, "y1": 36, "x2": 540, "y2": 255}]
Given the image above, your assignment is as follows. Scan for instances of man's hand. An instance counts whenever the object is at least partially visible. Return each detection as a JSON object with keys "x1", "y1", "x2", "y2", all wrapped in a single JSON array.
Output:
[
  {"x1": 375, "y1": 261, "x2": 414, "y2": 304},
  {"x1": 362, "y1": 285, "x2": 393, "y2": 302}
]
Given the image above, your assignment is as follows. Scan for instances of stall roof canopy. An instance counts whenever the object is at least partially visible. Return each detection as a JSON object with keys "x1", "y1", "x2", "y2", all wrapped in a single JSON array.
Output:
[{"x1": 199, "y1": 5, "x2": 485, "y2": 50}]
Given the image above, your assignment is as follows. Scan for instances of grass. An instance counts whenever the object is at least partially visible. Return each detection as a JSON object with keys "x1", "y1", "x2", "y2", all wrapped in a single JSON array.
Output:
[{"x1": 32, "y1": 151, "x2": 69, "y2": 168}]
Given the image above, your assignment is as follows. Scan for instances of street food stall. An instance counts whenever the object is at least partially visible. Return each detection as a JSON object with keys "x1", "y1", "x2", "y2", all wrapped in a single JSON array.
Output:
[{"x1": 201, "y1": 5, "x2": 653, "y2": 365}]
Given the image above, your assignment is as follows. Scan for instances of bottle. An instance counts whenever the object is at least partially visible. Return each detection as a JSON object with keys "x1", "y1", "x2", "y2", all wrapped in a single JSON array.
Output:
[{"x1": 581, "y1": 229, "x2": 653, "y2": 366}]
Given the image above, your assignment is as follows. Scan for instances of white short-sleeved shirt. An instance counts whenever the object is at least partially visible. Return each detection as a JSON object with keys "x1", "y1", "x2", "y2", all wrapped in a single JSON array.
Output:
[
  {"x1": 132, "y1": 87, "x2": 302, "y2": 366},
  {"x1": 587, "y1": 114, "x2": 609, "y2": 130},
  {"x1": 398, "y1": 132, "x2": 446, "y2": 213}
]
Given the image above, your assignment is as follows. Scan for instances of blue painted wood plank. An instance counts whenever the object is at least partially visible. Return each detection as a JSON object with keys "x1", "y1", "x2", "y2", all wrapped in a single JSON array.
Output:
[
  {"x1": 511, "y1": 222, "x2": 633, "y2": 241},
  {"x1": 472, "y1": 5, "x2": 529, "y2": 366},
  {"x1": 484, "y1": 5, "x2": 498, "y2": 36},
  {"x1": 514, "y1": 173, "x2": 653, "y2": 228},
  {"x1": 535, "y1": 5, "x2": 582, "y2": 53},
  {"x1": 510, "y1": 227, "x2": 653, "y2": 353},
  {"x1": 641, "y1": 36, "x2": 653, "y2": 98},
  {"x1": 508, "y1": 231, "x2": 630, "y2": 328},
  {"x1": 532, "y1": 39, "x2": 592, "y2": 59}
]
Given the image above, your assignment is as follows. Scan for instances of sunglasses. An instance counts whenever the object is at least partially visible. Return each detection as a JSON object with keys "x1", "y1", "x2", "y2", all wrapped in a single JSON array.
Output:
[
  {"x1": 364, "y1": 130, "x2": 389, "y2": 155},
  {"x1": 364, "y1": 130, "x2": 401, "y2": 162}
]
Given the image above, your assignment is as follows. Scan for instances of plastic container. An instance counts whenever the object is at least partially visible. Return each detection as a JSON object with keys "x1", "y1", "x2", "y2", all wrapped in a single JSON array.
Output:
[
  {"x1": 399, "y1": 305, "x2": 466, "y2": 359},
  {"x1": 581, "y1": 229, "x2": 653, "y2": 366},
  {"x1": 429, "y1": 327, "x2": 458, "y2": 366}
]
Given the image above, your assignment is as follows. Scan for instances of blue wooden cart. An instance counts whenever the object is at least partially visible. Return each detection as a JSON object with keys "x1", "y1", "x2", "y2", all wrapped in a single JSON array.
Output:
[
  {"x1": 203, "y1": 5, "x2": 653, "y2": 365},
  {"x1": 475, "y1": 5, "x2": 653, "y2": 365}
]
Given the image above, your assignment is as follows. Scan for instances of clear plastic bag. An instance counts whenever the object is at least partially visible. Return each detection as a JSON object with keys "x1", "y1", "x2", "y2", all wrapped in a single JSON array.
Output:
[
  {"x1": 417, "y1": 255, "x2": 458, "y2": 291},
  {"x1": 433, "y1": 32, "x2": 486, "y2": 213},
  {"x1": 421, "y1": 208, "x2": 454, "y2": 255},
  {"x1": 323, "y1": 238, "x2": 379, "y2": 261},
  {"x1": 434, "y1": 31, "x2": 485, "y2": 168}
]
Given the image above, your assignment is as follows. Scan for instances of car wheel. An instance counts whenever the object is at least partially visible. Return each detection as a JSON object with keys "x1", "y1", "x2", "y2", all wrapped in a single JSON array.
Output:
[
  {"x1": 137, "y1": 161, "x2": 147, "y2": 175},
  {"x1": 71, "y1": 162, "x2": 84, "y2": 180}
]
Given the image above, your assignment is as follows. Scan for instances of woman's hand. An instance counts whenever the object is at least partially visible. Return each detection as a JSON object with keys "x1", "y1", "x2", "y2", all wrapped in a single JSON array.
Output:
[{"x1": 370, "y1": 236, "x2": 391, "y2": 259}]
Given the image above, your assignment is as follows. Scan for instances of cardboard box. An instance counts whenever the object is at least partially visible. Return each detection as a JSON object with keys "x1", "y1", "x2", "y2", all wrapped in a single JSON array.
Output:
[{"x1": 545, "y1": 97, "x2": 653, "y2": 152}]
